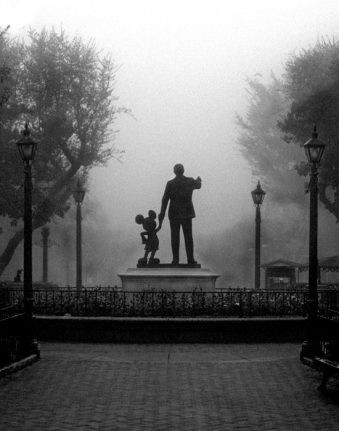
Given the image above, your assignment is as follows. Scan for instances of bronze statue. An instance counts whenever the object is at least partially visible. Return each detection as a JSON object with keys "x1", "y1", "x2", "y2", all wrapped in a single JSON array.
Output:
[
  {"x1": 135, "y1": 210, "x2": 160, "y2": 266},
  {"x1": 158, "y1": 164, "x2": 201, "y2": 265}
]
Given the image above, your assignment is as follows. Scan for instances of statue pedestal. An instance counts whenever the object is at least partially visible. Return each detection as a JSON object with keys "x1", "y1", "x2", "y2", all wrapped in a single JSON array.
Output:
[{"x1": 118, "y1": 265, "x2": 219, "y2": 292}]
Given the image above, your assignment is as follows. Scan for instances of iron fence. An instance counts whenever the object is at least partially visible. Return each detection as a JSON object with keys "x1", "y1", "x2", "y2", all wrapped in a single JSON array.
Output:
[
  {"x1": 5, "y1": 287, "x2": 339, "y2": 318},
  {"x1": 2, "y1": 287, "x2": 306, "y2": 317}
]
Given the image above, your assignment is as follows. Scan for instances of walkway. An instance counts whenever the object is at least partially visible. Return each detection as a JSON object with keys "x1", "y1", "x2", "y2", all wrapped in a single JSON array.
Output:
[{"x1": 0, "y1": 343, "x2": 338, "y2": 430}]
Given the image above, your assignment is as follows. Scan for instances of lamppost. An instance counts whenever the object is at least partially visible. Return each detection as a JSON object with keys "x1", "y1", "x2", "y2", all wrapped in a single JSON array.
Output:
[
  {"x1": 16, "y1": 123, "x2": 38, "y2": 354},
  {"x1": 41, "y1": 227, "x2": 49, "y2": 283},
  {"x1": 73, "y1": 180, "x2": 85, "y2": 293},
  {"x1": 251, "y1": 181, "x2": 266, "y2": 289},
  {"x1": 301, "y1": 126, "x2": 325, "y2": 359}
]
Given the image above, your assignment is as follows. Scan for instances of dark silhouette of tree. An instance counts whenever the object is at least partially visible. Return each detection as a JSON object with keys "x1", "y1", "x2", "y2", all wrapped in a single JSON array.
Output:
[
  {"x1": 238, "y1": 40, "x2": 339, "y2": 223},
  {"x1": 280, "y1": 39, "x2": 339, "y2": 222},
  {"x1": 0, "y1": 26, "x2": 12, "y2": 109},
  {"x1": 236, "y1": 75, "x2": 303, "y2": 204},
  {"x1": 0, "y1": 27, "x2": 123, "y2": 276}
]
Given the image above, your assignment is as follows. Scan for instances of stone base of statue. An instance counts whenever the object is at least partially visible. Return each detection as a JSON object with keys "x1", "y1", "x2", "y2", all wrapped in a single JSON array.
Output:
[{"x1": 118, "y1": 264, "x2": 219, "y2": 292}]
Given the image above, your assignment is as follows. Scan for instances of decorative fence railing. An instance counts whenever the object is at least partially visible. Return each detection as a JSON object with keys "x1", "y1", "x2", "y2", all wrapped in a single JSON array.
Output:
[
  {"x1": 4, "y1": 287, "x2": 337, "y2": 318},
  {"x1": 0, "y1": 289, "x2": 27, "y2": 368}
]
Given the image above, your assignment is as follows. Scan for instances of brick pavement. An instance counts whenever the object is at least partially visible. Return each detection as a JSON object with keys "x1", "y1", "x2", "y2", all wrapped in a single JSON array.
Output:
[{"x1": 0, "y1": 343, "x2": 338, "y2": 430}]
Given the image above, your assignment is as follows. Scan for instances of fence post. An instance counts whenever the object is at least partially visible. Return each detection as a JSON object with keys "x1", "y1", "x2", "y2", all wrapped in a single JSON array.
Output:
[
  {"x1": 238, "y1": 291, "x2": 243, "y2": 317},
  {"x1": 161, "y1": 290, "x2": 165, "y2": 316},
  {"x1": 151, "y1": 291, "x2": 154, "y2": 316},
  {"x1": 123, "y1": 291, "x2": 127, "y2": 315},
  {"x1": 282, "y1": 291, "x2": 285, "y2": 315},
  {"x1": 248, "y1": 291, "x2": 252, "y2": 317},
  {"x1": 84, "y1": 289, "x2": 87, "y2": 315},
  {"x1": 60, "y1": 289, "x2": 63, "y2": 315}
]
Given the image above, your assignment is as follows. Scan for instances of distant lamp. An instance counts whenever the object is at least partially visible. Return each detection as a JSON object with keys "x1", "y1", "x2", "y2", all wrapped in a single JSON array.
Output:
[
  {"x1": 251, "y1": 181, "x2": 266, "y2": 206},
  {"x1": 304, "y1": 126, "x2": 325, "y2": 165},
  {"x1": 16, "y1": 123, "x2": 38, "y2": 163},
  {"x1": 251, "y1": 181, "x2": 266, "y2": 290},
  {"x1": 73, "y1": 179, "x2": 86, "y2": 292},
  {"x1": 73, "y1": 180, "x2": 86, "y2": 204}
]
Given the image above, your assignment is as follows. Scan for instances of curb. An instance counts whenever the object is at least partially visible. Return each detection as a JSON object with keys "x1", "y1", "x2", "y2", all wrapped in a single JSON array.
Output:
[
  {"x1": 0, "y1": 354, "x2": 39, "y2": 378},
  {"x1": 35, "y1": 316, "x2": 307, "y2": 343}
]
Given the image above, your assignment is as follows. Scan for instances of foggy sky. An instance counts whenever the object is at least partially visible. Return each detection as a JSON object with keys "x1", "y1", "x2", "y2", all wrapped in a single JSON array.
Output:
[{"x1": 2, "y1": 0, "x2": 339, "y2": 285}]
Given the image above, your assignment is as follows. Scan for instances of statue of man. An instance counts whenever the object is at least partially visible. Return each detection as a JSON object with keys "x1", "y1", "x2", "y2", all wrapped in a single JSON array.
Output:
[{"x1": 158, "y1": 164, "x2": 201, "y2": 264}]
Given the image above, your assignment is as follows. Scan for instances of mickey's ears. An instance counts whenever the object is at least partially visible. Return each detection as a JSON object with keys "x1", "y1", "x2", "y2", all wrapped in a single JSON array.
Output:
[{"x1": 135, "y1": 214, "x2": 144, "y2": 224}]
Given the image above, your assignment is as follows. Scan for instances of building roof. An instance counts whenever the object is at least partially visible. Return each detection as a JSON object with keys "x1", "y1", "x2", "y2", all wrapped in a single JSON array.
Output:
[
  {"x1": 261, "y1": 259, "x2": 301, "y2": 268},
  {"x1": 299, "y1": 255, "x2": 339, "y2": 272},
  {"x1": 319, "y1": 255, "x2": 339, "y2": 268}
]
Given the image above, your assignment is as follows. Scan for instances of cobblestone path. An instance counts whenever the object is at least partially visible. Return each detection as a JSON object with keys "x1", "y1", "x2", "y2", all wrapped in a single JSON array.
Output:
[{"x1": 0, "y1": 343, "x2": 338, "y2": 430}]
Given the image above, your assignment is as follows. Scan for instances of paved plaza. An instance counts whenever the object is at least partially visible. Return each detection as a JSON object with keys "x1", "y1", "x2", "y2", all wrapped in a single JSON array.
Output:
[{"x1": 0, "y1": 342, "x2": 338, "y2": 430}]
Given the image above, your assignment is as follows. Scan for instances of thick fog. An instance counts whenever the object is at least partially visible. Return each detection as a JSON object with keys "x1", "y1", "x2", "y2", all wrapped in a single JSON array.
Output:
[{"x1": 2, "y1": 0, "x2": 339, "y2": 286}]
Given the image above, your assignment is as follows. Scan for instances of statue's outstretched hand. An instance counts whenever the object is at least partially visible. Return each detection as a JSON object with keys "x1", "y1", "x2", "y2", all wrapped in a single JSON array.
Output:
[{"x1": 157, "y1": 212, "x2": 164, "y2": 232}]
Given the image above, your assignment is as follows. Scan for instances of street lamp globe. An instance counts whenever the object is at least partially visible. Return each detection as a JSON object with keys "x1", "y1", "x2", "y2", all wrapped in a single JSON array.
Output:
[
  {"x1": 16, "y1": 123, "x2": 38, "y2": 163},
  {"x1": 73, "y1": 180, "x2": 86, "y2": 204},
  {"x1": 251, "y1": 181, "x2": 266, "y2": 206},
  {"x1": 304, "y1": 126, "x2": 326, "y2": 165}
]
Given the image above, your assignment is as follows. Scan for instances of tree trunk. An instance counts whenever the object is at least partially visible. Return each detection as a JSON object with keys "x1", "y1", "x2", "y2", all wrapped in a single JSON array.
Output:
[
  {"x1": 0, "y1": 164, "x2": 80, "y2": 278},
  {"x1": 0, "y1": 228, "x2": 24, "y2": 276},
  {"x1": 0, "y1": 215, "x2": 50, "y2": 277}
]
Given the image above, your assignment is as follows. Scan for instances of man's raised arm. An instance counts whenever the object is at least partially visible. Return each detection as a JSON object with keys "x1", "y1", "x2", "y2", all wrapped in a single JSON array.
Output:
[{"x1": 194, "y1": 176, "x2": 202, "y2": 189}]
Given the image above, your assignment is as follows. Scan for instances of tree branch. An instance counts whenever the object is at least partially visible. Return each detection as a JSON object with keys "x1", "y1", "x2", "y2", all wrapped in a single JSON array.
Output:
[{"x1": 318, "y1": 183, "x2": 339, "y2": 222}]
